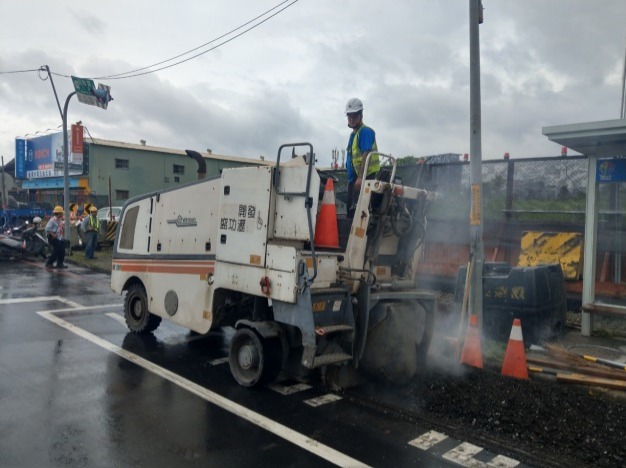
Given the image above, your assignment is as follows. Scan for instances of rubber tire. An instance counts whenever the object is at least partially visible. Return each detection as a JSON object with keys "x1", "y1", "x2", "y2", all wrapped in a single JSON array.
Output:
[
  {"x1": 228, "y1": 328, "x2": 282, "y2": 387},
  {"x1": 124, "y1": 283, "x2": 162, "y2": 334}
]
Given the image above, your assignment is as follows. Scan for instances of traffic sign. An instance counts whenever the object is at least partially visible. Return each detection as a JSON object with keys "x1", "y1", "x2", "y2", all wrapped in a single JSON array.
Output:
[
  {"x1": 71, "y1": 76, "x2": 95, "y2": 95},
  {"x1": 94, "y1": 84, "x2": 113, "y2": 109},
  {"x1": 71, "y1": 76, "x2": 113, "y2": 110}
]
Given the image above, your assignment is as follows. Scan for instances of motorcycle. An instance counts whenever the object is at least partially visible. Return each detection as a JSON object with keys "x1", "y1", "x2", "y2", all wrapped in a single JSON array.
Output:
[{"x1": 0, "y1": 217, "x2": 51, "y2": 260}]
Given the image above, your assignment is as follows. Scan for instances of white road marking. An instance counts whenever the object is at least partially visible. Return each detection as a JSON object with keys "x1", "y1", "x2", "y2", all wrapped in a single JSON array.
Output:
[
  {"x1": 443, "y1": 442, "x2": 483, "y2": 466},
  {"x1": 408, "y1": 430, "x2": 447, "y2": 450},
  {"x1": 487, "y1": 454, "x2": 520, "y2": 467},
  {"x1": 304, "y1": 394, "x2": 342, "y2": 407},
  {"x1": 409, "y1": 431, "x2": 520, "y2": 468},
  {"x1": 0, "y1": 295, "x2": 83, "y2": 308},
  {"x1": 268, "y1": 383, "x2": 312, "y2": 395},
  {"x1": 38, "y1": 309, "x2": 370, "y2": 468},
  {"x1": 105, "y1": 312, "x2": 126, "y2": 326},
  {"x1": 209, "y1": 357, "x2": 229, "y2": 366}
]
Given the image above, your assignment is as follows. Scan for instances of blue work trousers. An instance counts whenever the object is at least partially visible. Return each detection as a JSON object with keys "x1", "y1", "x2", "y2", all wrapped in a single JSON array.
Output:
[{"x1": 84, "y1": 231, "x2": 98, "y2": 259}]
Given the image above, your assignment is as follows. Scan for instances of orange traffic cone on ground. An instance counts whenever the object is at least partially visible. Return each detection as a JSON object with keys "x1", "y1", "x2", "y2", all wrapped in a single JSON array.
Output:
[
  {"x1": 314, "y1": 178, "x2": 339, "y2": 248},
  {"x1": 501, "y1": 318, "x2": 528, "y2": 379},
  {"x1": 460, "y1": 314, "x2": 483, "y2": 368}
]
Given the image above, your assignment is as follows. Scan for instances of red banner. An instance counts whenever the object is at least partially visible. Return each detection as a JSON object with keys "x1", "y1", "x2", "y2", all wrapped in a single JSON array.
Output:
[{"x1": 71, "y1": 124, "x2": 83, "y2": 154}]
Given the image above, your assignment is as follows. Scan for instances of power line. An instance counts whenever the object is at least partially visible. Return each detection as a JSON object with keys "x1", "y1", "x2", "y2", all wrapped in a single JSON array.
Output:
[
  {"x1": 94, "y1": 0, "x2": 295, "y2": 80},
  {"x1": 50, "y1": 0, "x2": 299, "y2": 80},
  {"x1": 0, "y1": 68, "x2": 42, "y2": 75}
]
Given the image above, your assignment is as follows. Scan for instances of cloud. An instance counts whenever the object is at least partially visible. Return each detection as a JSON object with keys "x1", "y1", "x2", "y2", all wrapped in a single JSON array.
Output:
[
  {"x1": 71, "y1": 9, "x2": 107, "y2": 36},
  {"x1": 1, "y1": 0, "x2": 625, "y2": 166}
]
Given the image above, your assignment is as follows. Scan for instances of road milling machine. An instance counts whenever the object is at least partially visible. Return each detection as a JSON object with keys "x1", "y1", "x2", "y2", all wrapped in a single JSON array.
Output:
[{"x1": 111, "y1": 143, "x2": 436, "y2": 387}]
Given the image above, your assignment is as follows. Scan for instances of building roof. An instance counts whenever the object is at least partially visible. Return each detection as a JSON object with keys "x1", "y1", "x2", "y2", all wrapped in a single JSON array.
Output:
[
  {"x1": 542, "y1": 118, "x2": 626, "y2": 157},
  {"x1": 88, "y1": 138, "x2": 272, "y2": 166}
]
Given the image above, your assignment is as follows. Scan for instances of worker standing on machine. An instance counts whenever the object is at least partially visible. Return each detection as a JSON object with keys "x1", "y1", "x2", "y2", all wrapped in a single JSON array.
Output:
[{"x1": 345, "y1": 97, "x2": 380, "y2": 216}]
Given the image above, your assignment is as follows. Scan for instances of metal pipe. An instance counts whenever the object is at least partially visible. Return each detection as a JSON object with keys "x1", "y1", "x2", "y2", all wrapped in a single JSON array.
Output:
[{"x1": 185, "y1": 150, "x2": 207, "y2": 180}]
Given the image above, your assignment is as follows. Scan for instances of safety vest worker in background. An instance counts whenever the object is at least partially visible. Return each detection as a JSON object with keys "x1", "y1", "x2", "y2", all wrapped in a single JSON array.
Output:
[
  {"x1": 345, "y1": 97, "x2": 379, "y2": 216},
  {"x1": 81, "y1": 206, "x2": 100, "y2": 260}
]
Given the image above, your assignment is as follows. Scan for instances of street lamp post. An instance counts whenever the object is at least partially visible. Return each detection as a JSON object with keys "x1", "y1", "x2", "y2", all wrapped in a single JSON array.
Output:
[
  {"x1": 62, "y1": 91, "x2": 77, "y2": 254},
  {"x1": 42, "y1": 67, "x2": 112, "y2": 255}
]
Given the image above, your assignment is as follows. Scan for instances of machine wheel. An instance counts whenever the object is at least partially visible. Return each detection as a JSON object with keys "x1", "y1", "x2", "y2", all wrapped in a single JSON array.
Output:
[
  {"x1": 228, "y1": 328, "x2": 282, "y2": 387},
  {"x1": 124, "y1": 284, "x2": 162, "y2": 334},
  {"x1": 415, "y1": 301, "x2": 435, "y2": 361},
  {"x1": 360, "y1": 300, "x2": 435, "y2": 384}
]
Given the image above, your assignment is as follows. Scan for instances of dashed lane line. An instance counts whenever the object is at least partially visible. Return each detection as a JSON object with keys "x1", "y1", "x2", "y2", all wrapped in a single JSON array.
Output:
[
  {"x1": 409, "y1": 430, "x2": 447, "y2": 450},
  {"x1": 304, "y1": 394, "x2": 343, "y2": 407},
  {"x1": 409, "y1": 430, "x2": 520, "y2": 468},
  {"x1": 209, "y1": 357, "x2": 229, "y2": 366},
  {"x1": 38, "y1": 308, "x2": 370, "y2": 468},
  {"x1": 267, "y1": 382, "x2": 312, "y2": 395},
  {"x1": 442, "y1": 442, "x2": 483, "y2": 466}
]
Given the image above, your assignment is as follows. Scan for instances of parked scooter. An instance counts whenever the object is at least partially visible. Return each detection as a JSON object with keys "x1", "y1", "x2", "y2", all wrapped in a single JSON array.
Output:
[{"x1": 0, "y1": 217, "x2": 50, "y2": 259}]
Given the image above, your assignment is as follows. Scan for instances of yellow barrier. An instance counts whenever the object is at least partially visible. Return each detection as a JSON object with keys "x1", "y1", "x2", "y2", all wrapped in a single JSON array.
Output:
[
  {"x1": 518, "y1": 231, "x2": 583, "y2": 281},
  {"x1": 104, "y1": 220, "x2": 118, "y2": 242}
]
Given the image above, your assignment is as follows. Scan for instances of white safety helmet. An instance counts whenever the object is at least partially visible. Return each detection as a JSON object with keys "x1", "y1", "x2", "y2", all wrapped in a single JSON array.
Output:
[
  {"x1": 32, "y1": 217, "x2": 42, "y2": 224},
  {"x1": 345, "y1": 97, "x2": 363, "y2": 114}
]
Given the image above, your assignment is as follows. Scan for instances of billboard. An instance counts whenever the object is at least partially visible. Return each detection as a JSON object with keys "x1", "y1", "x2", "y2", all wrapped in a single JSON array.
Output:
[
  {"x1": 597, "y1": 158, "x2": 626, "y2": 183},
  {"x1": 14, "y1": 125, "x2": 84, "y2": 180}
]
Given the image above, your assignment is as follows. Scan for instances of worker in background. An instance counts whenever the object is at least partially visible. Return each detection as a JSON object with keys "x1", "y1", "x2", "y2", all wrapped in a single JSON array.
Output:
[
  {"x1": 44, "y1": 206, "x2": 67, "y2": 269},
  {"x1": 69, "y1": 203, "x2": 78, "y2": 222},
  {"x1": 81, "y1": 205, "x2": 100, "y2": 260},
  {"x1": 345, "y1": 97, "x2": 379, "y2": 216}
]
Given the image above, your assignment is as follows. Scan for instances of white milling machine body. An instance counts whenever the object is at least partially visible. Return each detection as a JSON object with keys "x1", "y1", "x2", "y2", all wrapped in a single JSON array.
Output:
[{"x1": 111, "y1": 143, "x2": 436, "y2": 386}]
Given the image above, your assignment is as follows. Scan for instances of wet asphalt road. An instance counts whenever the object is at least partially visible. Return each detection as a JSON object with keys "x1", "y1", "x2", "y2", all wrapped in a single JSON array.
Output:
[{"x1": 0, "y1": 260, "x2": 524, "y2": 467}]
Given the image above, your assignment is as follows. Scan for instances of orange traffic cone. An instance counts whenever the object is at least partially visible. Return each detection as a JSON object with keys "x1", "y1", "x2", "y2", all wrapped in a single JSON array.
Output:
[
  {"x1": 314, "y1": 178, "x2": 339, "y2": 248},
  {"x1": 501, "y1": 318, "x2": 528, "y2": 379},
  {"x1": 460, "y1": 314, "x2": 483, "y2": 368}
]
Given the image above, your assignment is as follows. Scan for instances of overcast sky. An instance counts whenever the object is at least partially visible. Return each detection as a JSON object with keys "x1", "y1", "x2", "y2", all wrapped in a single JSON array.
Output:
[{"x1": 1, "y1": 0, "x2": 625, "y2": 167}]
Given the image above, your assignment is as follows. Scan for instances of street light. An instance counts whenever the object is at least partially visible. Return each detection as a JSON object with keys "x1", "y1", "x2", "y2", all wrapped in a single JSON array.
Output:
[{"x1": 41, "y1": 66, "x2": 112, "y2": 254}]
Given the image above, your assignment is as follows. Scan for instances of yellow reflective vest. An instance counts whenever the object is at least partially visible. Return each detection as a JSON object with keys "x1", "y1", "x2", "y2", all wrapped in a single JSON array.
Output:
[{"x1": 351, "y1": 125, "x2": 380, "y2": 178}]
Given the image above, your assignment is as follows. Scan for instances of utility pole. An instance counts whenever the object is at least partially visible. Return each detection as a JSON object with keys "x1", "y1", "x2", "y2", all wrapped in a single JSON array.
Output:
[
  {"x1": 469, "y1": 0, "x2": 484, "y2": 327},
  {"x1": 1, "y1": 156, "x2": 7, "y2": 209}
]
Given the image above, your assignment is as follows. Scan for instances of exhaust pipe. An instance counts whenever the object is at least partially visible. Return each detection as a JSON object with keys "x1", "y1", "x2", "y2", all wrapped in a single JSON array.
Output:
[{"x1": 185, "y1": 150, "x2": 207, "y2": 180}]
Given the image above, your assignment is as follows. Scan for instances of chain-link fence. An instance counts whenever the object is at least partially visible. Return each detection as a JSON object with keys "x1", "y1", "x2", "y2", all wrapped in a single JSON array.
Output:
[
  {"x1": 418, "y1": 155, "x2": 588, "y2": 222},
  {"x1": 330, "y1": 155, "x2": 589, "y2": 220}
]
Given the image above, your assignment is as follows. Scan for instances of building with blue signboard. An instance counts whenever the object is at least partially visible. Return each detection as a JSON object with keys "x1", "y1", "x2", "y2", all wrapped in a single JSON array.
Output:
[{"x1": 11, "y1": 131, "x2": 269, "y2": 213}]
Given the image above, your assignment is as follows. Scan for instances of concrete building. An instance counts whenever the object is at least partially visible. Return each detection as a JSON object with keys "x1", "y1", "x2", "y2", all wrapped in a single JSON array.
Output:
[{"x1": 19, "y1": 138, "x2": 269, "y2": 210}]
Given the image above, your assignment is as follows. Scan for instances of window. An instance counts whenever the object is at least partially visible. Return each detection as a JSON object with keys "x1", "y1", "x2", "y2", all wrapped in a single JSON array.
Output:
[
  {"x1": 115, "y1": 190, "x2": 129, "y2": 200},
  {"x1": 119, "y1": 206, "x2": 139, "y2": 250},
  {"x1": 173, "y1": 164, "x2": 185, "y2": 175},
  {"x1": 174, "y1": 176, "x2": 180, "y2": 183},
  {"x1": 115, "y1": 158, "x2": 129, "y2": 169}
]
